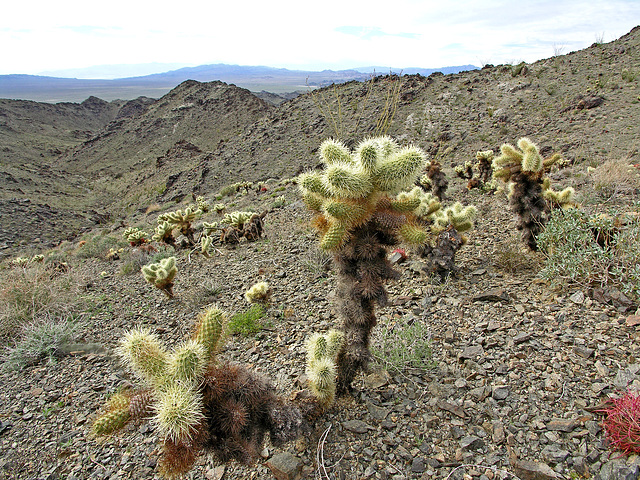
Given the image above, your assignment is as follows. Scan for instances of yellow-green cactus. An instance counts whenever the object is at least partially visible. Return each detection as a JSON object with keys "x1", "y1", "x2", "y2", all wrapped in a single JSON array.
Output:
[
  {"x1": 244, "y1": 281, "x2": 271, "y2": 303},
  {"x1": 142, "y1": 257, "x2": 177, "y2": 298},
  {"x1": 195, "y1": 196, "x2": 210, "y2": 213},
  {"x1": 223, "y1": 211, "x2": 255, "y2": 229},
  {"x1": 153, "y1": 221, "x2": 176, "y2": 247},
  {"x1": 123, "y1": 227, "x2": 148, "y2": 246},
  {"x1": 305, "y1": 330, "x2": 344, "y2": 407}
]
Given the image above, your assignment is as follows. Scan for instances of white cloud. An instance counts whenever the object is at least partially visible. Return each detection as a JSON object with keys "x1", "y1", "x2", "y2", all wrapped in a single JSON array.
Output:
[{"x1": 1, "y1": 0, "x2": 638, "y2": 74}]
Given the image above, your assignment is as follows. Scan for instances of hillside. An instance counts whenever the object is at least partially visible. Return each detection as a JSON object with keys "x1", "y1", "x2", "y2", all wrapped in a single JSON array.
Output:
[
  {"x1": 0, "y1": 27, "x2": 639, "y2": 480},
  {"x1": 0, "y1": 64, "x2": 477, "y2": 103}
]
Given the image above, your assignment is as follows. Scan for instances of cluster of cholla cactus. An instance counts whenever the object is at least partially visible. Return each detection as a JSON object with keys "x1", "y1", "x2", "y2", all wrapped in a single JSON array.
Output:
[
  {"x1": 454, "y1": 150, "x2": 495, "y2": 190},
  {"x1": 123, "y1": 227, "x2": 148, "y2": 246},
  {"x1": 397, "y1": 187, "x2": 477, "y2": 278},
  {"x1": 299, "y1": 136, "x2": 430, "y2": 392},
  {"x1": 157, "y1": 206, "x2": 202, "y2": 246},
  {"x1": 141, "y1": 257, "x2": 177, "y2": 298},
  {"x1": 305, "y1": 330, "x2": 344, "y2": 408},
  {"x1": 418, "y1": 160, "x2": 448, "y2": 200},
  {"x1": 492, "y1": 138, "x2": 575, "y2": 250},
  {"x1": 244, "y1": 281, "x2": 272, "y2": 304},
  {"x1": 93, "y1": 306, "x2": 302, "y2": 478},
  {"x1": 220, "y1": 211, "x2": 266, "y2": 245},
  {"x1": 195, "y1": 196, "x2": 210, "y2": 213}
]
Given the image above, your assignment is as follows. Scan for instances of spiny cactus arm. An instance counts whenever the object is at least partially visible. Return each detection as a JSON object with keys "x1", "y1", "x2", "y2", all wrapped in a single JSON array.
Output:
[
  {"x1": 245, "y1": 281, "x2": 271, "y2": 303},
  {"x1": 202, "y1": 221, "x2": 219, "y2": 236},
  {"x1": 307, "y1": 357, "x2": 337, "y2": 407},
  {"x1": 93, "y1": 407, "x2": 131, "y2": 435},
  {"x1": 319, "y1": 220, "x2": 349, "y2": 250},
  {"x1": 476, "y1": 150, "x2": 494, "y2": 162},
  {"x1": 201, "y1": 235, "x2": 213, "y2": 257},
  {"x1": 543, "y1": 186, "x2": 576, "y2": 207},
  {"x1": 117, "y1": 329, "x2": 169, "y2": 386},
  {"x1": 390, "y1": 194, "x2": 421, "y2": 213},
  {"x1": 542, "y1": 152, "x2": 563, "y2": 171},
  {"x1": 322, "y1": 199, "x2": 369, "y2": 227},
  {"x1": 152, "y1": 221, "x2": 175, "y2": 244},
  {"x1": 325, "y1": 163, "x2": 373, "y2": 198},
  {"x1": 372, "y1": 146, "x2": 427, "y2": 193},
  {"x1": 167, "y1": 340, "x2": 208, "y2": 386},
  {"x1": 193, "y1": 306, "x2": 227, "y2": 362},
  {"x1": 444, "y1": 202, "x2": 478, "y2": 232},
  {"x1": 325, "y1": 330, "x2": 345, "y2": 358},
  {"x1": 154, "y1": 383, "x2": 205, "y2": 443},
  {"x1": 319, "y1": 138, "x2": 354, "y2": 166},
  {"x1": 354, "y1": 137, "x2": 382, "y2": 172},
  {"x1": 398, "y1": 222, "x2": 429, "y2": 245}
]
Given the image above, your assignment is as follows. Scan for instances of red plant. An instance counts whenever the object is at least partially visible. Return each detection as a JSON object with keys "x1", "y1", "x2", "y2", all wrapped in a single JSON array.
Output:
[
  {"x1": 392, "y1": 248, "x2": 408, "y2": 261},
  {"x1": 600, "y1": 391, "x2": 640, "y2": 454}
]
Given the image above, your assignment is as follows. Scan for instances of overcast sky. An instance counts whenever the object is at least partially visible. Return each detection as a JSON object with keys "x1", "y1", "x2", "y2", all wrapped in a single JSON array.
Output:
[{"x1": 2, "y1": 0, "x2": 639, "y2": 77}]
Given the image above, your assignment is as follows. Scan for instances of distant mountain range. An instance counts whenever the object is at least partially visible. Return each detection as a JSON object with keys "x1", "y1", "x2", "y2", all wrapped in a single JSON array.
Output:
[{"x1": 0, "y1": 63, "x2": 478, "y2": 103}]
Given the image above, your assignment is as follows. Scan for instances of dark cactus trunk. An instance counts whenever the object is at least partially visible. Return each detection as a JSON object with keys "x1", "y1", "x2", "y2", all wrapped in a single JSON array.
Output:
[
  {"x1": 333, "y1": 221, "x2": 399, "y2": 393},
  {"x1": 510, "y1": 172, "x2": 548, "y2": 251}
]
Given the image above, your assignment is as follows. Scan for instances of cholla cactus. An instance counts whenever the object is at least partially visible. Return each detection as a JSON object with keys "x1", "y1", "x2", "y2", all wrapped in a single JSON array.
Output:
[
  {"x1": 493, "y1": 137, "x2": 574, "y2": 250},
  {"x1": 421, "y1": 160, "x2": 448, "y2": 200},
  {"x1": 454, "y1": 161, "x2": 474, "y2": 180},
  {"x1": 164, "y1": 206, "x2": 202, "y2": 246},
  {"x1": 475, "y1": 150, "x2": 494, "y2": 184},
  {"x1": 195, "y1": 196, "x2": 210, "y2": 213},
  {"x1": 142, "y1": 257, "x2": 177, "y2": 298},
  {"x1": 10, "y1": 257, "x2": 30, "y2": 268},
  {"x1": 202, "y1": 221, "x2": 219, "y2": 236},
  {"x1": 200, "y1": 235, "x2": 214, "y2": 258},
  {"x1": 399, "y1": 187, "x2": 477, "y2": 278},
  {"x1": 31, "y1": 254, "x2": 45, "y2": 263},
  {"x1": 299, "y1": 136, "x2": 427, "y2": 392},
  {"x1": 153, "y1": 221, "x2": 177, "y2": 248},
  {"x1": 93, "y1": 306, "x2": 301, "y2": 478},
  {"x1": 305, "y1": 330, "x2": 344, "y2": 408},
  {"x1": 222, "y1": 211, "x2": 255, "y2": 229},
  {"x1": 244, "y1": 281, "x2": 271, "y2": 303},
  {"x1": 123, "y1": 227, "x2": 148, "y2": 246},
  {"x1": 213, "y1": 203, "x2": 226, "y2": 215}
]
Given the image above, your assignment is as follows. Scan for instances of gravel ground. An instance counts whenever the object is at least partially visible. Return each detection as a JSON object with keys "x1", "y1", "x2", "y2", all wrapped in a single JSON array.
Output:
[{"x1": 1, "y1": 184, "x2": 640, "y2": 480}]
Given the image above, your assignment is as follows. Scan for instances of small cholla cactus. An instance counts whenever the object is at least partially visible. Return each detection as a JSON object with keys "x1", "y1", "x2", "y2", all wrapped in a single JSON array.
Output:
[
  {"x1": 454, "y1": 161, "x2": 474, "y2": 180},
  {"x1": 164, "y1": 206, "x2": 202, "y2": 246},
  {"x1": 299, "y1": 136, "x2": 428, "y2": 392},
  {"x1": 244, "y1": 282, "x2": 271, "y2": 304},
  {"x1": 93, "y1": 306, "x2": 301, "y2": 478},
  {"x1": 213, "y1": 203, "x2": 226, "y2": 215},
  {"x1": 141, "y1": 257, "x2": 177, "y2": 298},
  {"x1": 153, "y1": 221, "x2": 177, "y2": 248},
  {"x1": 475, "y1": 150, "x2": 494, "y2": 185},
  {"x1": 200, "y1": 235, "x2": 214, "y2": 258},
  {"x1": 305, "y1": 330, "x2": 344, "y2": 408},
  {"x1": 202, "y1": 221, "x2": 219, "y2": 237},
  {"x1": 223, "y1": 211, "x2": 255, "y2": 229},
  {"x1": 220, "y1": 211, "x2": 266, "y2": 245},
  {"x1": 10, "y1": 257, "x2": 30, "y2": 268},
  {"x1": 493, "y1": 137, "x2": 574, "y2": 250},
  {"x1": 421, "y1": 160, "x2": 448, "y2": 200},
  {"x1": 195, "y1": 196, "x2": 210, "y2": 213},
  {"x1": 123, "y1": 227, "x2": 148, "y2": 246}
]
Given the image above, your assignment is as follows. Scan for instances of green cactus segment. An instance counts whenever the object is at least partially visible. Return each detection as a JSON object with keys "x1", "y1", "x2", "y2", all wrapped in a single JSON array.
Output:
[
  {"x1": 320, "y1": 138, "x2": 353, "y2": 166},
  {"x1": 123, "y1": 227, "x2": 148, "y2": 244},
  {"x1": 398, "y1": 223, "x2": 429, "y2": 245},
  {"x1": 323, "y1": 199, "x2": 368, "y2": 224},
  {"x1": 390, "y1": 196, "x2": 421, "y2": 213},
  {"x1": 325, "y1": 164, "x2": 372, "y2": 198},
  {"x1": 118, "y1": 329, "x2": 169, "y2": 386},
  {"x1": 202, "y1": 222, "x2": 219, "y2": 236},
  {"x1": 93, "y1": 408, "x2": 131, "y2": 435},
  {"x1": 155, "y1": 383, "x2": 205, "y2": 443},
  {"x1": 543, "y1": 186, "x2": 575, "y2": 206},
  {"x1": 168, "y1": 340, "x2": 207, "y2": 385},
  {"x1": 305, "y1": 330, "x2": 344, "y2": 407},
  {"x1": 106, "y1": 392, "x2": 131, "y2": 412},
  {"x1": 165, "y1": 206, "x2": 202, "y2": 227},
  {"x1": 153, "y1": 221, "x2": 175, "y2": 243},
  {"x1": 302, "y1": 191, "x2": 325, "y2": 213},
  {"x1": 443, "y1": 203, "x2": 478, "y2": 232},
  {"x1": 299, "y1": 172, "x2": 331, "y2": 197},
  {"x1": 373, "y1": 147, "x2": 427, "y2": 193},
  {"x1": 307, "y1": 357, "x2": 337, "y2": 406},
  {"x1": 476, "y1": 150, "x2": 494, "y2": 162},
  {"x1": 142, "y1": 257, "x2": 177, "y2": 290},
  {"x1": 354, "y1": 138, "x2": 382, "y2": 172},
  {"x1": 222, "y1": 211, "x2": 255, "y2": 229},
  {"x1": 194, "y1": 306, "x2": 226, "y2": 361},
  {"x1": 320, "y1": 221, "x2": 349, "y2": 250}
]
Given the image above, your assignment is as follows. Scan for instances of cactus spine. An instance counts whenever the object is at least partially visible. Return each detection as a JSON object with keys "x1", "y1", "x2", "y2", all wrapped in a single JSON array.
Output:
[
  {"x1": 299, "y1": 137, "x2": 428, "y2": 392},
  {"x1": 305, "y1": 330, "x2": 344, "y2": 407}
]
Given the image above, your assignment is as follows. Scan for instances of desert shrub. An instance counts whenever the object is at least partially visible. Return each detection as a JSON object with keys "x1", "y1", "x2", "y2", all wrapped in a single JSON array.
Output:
[
  {"x1": 588, "y1": 159, "x2": 640, "y2": 200},
  {"x1": 2, "y1": 314, "x2": 80, "y2": 371},
  {"x1": 538, "y1": 208, "x2": 640, "y2": 301},
  {"x1": 228, "y1": 304, "x2": 266, "y2": 335},
  {"x1": 372, "y1": 317, "x2": 435, "y2": 372},
  {"x1": 219, "y1": 184, "x2": 237, "y2": 197},
  {"x1": 0, "y1": 263, "x2": 83, "y2": 343},
  {"x1": 76, "y1": 233, "x2": 127, "y2": 259}
]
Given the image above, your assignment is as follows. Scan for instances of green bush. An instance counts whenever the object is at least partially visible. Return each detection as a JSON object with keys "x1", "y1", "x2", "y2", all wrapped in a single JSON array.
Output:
[
  {"x1": 228, "y1": 305, "x2": 266, "y2": 336},
  {"x1": 538, "y1": 208, "x2": 640, "y2": 301},
  {"x1": 76, "y1": 233, "x2": 127, "y2": 259},
  {"x1": 373, "y1": 317, "x2": 436, "y2": 372}
]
